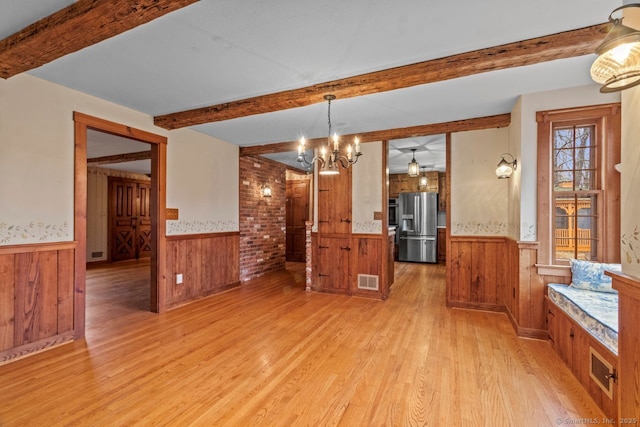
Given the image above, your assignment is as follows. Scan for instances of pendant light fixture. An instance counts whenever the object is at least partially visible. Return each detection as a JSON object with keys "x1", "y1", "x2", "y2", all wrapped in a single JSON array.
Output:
[
  {"x1": 408, "y1": 149, "x2": 420, "y2": 177},
  {"x1": 591, "y1": 4, "x2": 640, "y2": 92},
  {"x1": 419, "y1": 166, "x2": 428, "y2": 187},
  {"x1": 297, "y1": 95, "x2": 362, "y2": 175}
]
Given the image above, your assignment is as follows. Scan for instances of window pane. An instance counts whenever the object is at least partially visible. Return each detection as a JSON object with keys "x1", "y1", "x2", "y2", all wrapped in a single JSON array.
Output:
[
  {"x1": 554, "y1": 148, "x2": 574, "y2": 171},
  {"x1": 555, "y1": 207, "x2": 568, "y2": 229},
  {"x1": 554, "y1": 195, "x2": 576, "y2": 260},
  {"x1": 575, "y1": 170, "x2": 595, "y2": 191},
  {"x1": 554, "y1": 171, "x2": 574, "y2": 190},
  {"x1": 575, "y1": 126, "x2": 593, "y2": 148},
  {"x1": 554, "y1": 128, "x2": 574, "y2": 150},
  {"x1": 574, "y1": 146, "x2": 592, "y2": 169}
]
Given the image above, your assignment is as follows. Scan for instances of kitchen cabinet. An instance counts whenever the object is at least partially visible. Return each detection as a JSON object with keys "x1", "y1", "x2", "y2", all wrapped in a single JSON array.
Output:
[
  {"x1": 437, "y1": 228, "x2": 446, "y2": 263},
  {"x1": 438, "y1": 172, "x2": 447, "y2": 211},
  {"x1": 389, "y1": 172, "x2": 439, "y2": 197}
]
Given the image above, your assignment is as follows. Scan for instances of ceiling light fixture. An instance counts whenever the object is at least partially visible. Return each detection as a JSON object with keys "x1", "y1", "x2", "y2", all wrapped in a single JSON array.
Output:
[
  {"x1": 408, "y1": 149, "x2": 420, "y2": 177},
  {"x1": 297, "y1": 94, "x2": 362, "y2": 175},
  {"x1": 496, "y1": 153, "x2": 517, "y2": 179},
  {"x1": 419, "y1": 166, "x2": 428, "y2": 187},
  {"x1": 591, "y1": 4, "x2": 640, "y2": 92}
]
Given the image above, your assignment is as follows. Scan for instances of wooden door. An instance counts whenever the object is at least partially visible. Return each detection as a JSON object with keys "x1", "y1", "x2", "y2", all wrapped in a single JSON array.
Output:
[
  {"x1": 316, "y1": 236, "x2": 351, "y2": 294},
  {"x1": 317, "y1": 167, "x2": 351, "y2": 234},
  {"x1": 137, "y1": 182, "x2": 152, "y2": 259},
  {"x1": 109, "y1": 177, "x2": 151, "y2": 262},
  {"x1": 286, "y1": 180, "x2": 309, "y2": 262}
]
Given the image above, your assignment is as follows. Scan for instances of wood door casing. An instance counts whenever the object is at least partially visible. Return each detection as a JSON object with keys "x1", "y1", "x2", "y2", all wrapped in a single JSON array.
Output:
[
  {"x1": 109, "y1": 177, "x2": 151, "y2": 262},
  {"x1": 286, "y1": 180, "x2": 309, "y2": 262}
]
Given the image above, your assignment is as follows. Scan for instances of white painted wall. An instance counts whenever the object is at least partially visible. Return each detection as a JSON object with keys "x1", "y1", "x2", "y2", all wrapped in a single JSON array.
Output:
[
  {"x1": 352, "y1": 141, "x2": 383, "y2": 234},
  {"x1": 451, "y1": 128, "x2": 509, "y2": 236},
  {"x1": 0, "y1": 74, "x2": 239, "y2": 246},
  {"x1": 507, "y1": 97, "x2": 523, "y2": 240},
  {"x1": 621, "y1": 87, "x2": 640, "y2": 277},
  {"x1": 165, "y1": 128, "x2": 239, "y2": 234}
]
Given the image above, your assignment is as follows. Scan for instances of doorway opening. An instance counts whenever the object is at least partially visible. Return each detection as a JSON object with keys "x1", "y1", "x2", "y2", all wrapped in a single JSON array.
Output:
[
  {"x1": 73, "y1": 112, "x2": 167, "y2": 339},
  {"x1": 285, "y1": 169, "x2": 312, "y2": 263}
]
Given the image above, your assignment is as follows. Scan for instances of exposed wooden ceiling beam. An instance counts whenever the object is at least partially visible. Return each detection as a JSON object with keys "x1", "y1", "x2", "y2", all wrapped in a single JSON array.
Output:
[
  {"x1": 88, "y1": 150, "x2": 151, "y2": 165},
  {"x1": 240, "y1": 114, "x2": 511, "y2": 156},
  {"x1": 156, "y1": 23, "x2": 608, "y2": 130},
  {"x1": 0, "y1": 0, "x2": 199, "y2": 79}
]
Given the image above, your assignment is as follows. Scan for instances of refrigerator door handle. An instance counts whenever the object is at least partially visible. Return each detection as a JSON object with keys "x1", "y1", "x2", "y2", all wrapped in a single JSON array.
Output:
[
  {"x1": 401, "y1": 236, "x2": 434, "y2": 240},
  {"x1": 414, "y1": 195, "x2": 420, "y2": 234}
]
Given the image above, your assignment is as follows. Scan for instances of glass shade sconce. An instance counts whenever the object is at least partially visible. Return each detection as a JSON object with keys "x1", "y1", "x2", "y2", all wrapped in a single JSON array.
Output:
[
  {"x1": 496, "y1": 153, "x2": 517, "y2": 179},
  {"x1": 261, "y1": 183, "x2": 272, "y2": 197}
]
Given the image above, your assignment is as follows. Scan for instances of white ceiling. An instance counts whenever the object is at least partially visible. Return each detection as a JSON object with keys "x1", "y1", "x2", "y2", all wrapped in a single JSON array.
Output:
[
  {"x1": 87, "y1": 129, "x2": 151, "y2": 175},
  {"x1": 0, "y1": 0, "x2": 622, "y2": 173}
]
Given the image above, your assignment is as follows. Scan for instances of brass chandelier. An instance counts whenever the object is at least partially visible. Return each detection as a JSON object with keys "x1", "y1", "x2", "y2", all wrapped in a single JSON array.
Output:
[{"x1": 297, "y1": 95, "x2": 362, "y2": 175}]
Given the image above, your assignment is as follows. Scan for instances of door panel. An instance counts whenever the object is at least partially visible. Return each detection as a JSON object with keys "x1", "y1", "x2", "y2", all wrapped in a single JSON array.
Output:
[
  {"x1": 286, "y1": 180, "x2": 309, "y2": 262},
  {"x1": 109, "y1": 178, "x2": 152, "y2": 262},
  {"x1": 137, "y1": 183, "x2": 152, "y2": 259}
]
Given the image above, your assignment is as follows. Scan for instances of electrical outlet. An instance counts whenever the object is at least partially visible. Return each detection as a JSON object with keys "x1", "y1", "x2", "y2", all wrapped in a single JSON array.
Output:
[{"x1": 176, "y1": 273, "x2": 183, "y2": 284}]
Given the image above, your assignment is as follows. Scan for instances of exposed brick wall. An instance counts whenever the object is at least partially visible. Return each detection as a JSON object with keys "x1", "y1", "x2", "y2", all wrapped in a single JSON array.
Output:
[{"x1": 239, "y1": 155, "x2": 287, "y2": 282}]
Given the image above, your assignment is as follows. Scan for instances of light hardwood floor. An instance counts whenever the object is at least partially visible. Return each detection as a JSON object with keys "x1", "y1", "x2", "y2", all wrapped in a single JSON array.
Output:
[{"x1": 0, "y1": 261, "x2": 606, "y2": 426}]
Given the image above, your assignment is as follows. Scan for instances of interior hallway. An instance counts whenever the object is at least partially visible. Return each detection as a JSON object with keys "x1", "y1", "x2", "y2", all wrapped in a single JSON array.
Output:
[{"x1": 0, "y1": 262, "x2": 604, "y2": 425}]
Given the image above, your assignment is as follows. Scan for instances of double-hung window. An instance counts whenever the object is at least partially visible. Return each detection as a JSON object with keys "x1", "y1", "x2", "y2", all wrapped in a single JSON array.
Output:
[{"x1": 537, "y1": 104, "x2": 620, "y2": 265}]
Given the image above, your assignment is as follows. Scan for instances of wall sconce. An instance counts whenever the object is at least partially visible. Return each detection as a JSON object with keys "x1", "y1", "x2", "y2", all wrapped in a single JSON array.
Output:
[
  {"x1": 591, "y1": 4, "x2": 640, "y2": 92},
  {"x1": 496, "y1": 153, "x2": 517, "y2": 179},
  {"x1": 407, "y1": 148, "x2": 420, "y2": 177},
  {"x1": 261, "y1": 183, "x2": 272, "y2": 197}
]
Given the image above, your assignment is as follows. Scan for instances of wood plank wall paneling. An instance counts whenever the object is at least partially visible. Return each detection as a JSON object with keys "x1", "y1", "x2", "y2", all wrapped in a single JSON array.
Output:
[
  {"x1": 0, "y1": 243, "x2": 76, "y2": 362},
  {"x1": 447, "y1": 234, "x2": 605, "y2": 341},
  {"x1": 165, "y1": 233, "x2": 240, "y2": 308},
  {"x1": 0, "y1": 254, "x2": 15, "y2": 351},
  {"x1": 15, "y1": 251, "x2": 58, "y2": 345},
  {"x1": 609, "y1": 272, "x2": 640, "y2": 419},
  {"x1": 448, "y1": 236, "x2": 508, "y2": 312},
  {"x1": 351, "y1": 236, "x2": 386, "y2": 299}
]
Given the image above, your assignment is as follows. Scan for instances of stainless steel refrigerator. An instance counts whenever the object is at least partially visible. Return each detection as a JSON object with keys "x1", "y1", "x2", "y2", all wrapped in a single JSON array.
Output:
[{"x1": 398, "y1": 192, "x2": 438, "y2": 263}]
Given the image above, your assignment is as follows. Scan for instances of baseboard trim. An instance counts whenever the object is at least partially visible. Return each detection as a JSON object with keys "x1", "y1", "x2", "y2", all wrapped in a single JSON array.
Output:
[
  {"x1": 0, "y1": 332, "x2": 75, "y2": 366},
  {"x1": 447, "y1": 300, "x2": 506, "y2": 313}
]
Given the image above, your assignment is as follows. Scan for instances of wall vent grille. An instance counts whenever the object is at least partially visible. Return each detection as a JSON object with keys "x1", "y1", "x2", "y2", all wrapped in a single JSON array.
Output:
[
  {"x1": 358, "y1": 274, "x2": 379, "y2": 291},
  {"x1": 589, "y1": 347, "x2": 615, "y2": 400}
]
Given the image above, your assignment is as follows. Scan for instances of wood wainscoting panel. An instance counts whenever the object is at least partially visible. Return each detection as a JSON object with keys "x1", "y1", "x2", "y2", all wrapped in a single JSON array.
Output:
[
  {"x1": 0, "y1": 242, "x2": 76, "y2": 363},
  {"x1": 609, "y1": 272, "x2": 640, "y2": 420},
  {"x1": 448, "y1": 236, "x2": 508, "y2": 311},
  {"x1": 165, "y1": 233, "x2": 240, "y2": 309},
  {"x1": 351, "y1": 235, "x2": 387, "y2": 299},
  {"x1": 14, "y1": 251, "x2": 59, "y2": 345},
  {"x1": 0, "y1": 254, "x2": 15, "y2": 351},
  {"x1": 517, "y1": 242, "x2": 546, "y2": 336}
]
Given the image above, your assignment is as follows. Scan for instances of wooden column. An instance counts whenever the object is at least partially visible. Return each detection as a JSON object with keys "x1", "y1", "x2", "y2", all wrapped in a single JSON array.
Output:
[
  {"x1": 608, "y1": 272, "x2": 640, "y2": 421},
  {"x1": 305, "y1": 221, "x2": 313, "y2": 292}
]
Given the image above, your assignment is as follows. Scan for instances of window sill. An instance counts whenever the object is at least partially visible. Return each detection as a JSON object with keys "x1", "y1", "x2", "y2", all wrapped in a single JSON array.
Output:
[{"x1": 535, "y1": 264, "x2": 571, "y2": 277}]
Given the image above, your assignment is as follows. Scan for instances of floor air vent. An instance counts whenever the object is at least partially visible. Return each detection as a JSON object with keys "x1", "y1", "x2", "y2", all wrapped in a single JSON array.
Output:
[
  {"x1": 589, "y1": 347, "x2": 615, "y2": 399},
  {"x1": 358, "y1": 274, "x2": 379, "y2": 291}
]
